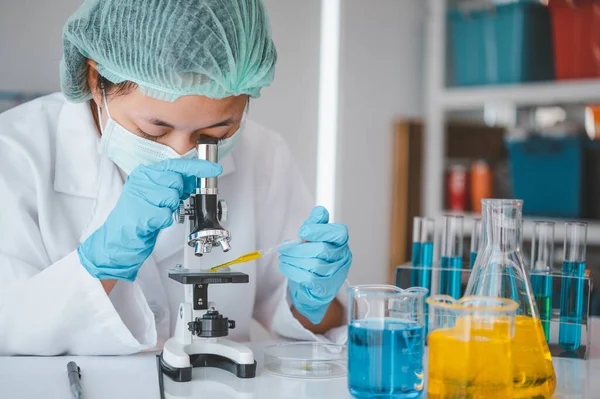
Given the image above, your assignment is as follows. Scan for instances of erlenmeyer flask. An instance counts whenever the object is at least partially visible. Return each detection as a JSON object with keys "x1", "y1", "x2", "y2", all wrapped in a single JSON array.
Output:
[{"x1": 464, "y1": 199, "x2": 556, "y2": 398}]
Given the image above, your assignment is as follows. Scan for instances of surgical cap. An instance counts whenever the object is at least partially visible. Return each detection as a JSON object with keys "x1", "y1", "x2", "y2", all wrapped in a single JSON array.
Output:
[{"x1": 60, "y1": 0, "x2": 277, "y2": 102}]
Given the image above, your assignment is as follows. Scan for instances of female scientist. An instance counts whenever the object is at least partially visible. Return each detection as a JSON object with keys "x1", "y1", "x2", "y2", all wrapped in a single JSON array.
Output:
[{"x1": 0, "y1": 0, "x2": 352, "y2": 355}]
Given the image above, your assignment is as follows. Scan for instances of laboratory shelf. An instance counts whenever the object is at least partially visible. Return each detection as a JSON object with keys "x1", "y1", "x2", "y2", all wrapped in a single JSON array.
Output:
[
  {"x1": 459, "y1": 213, "x2": 600, "y2": 246},
  {"x1": 441, "y1": 79, "x2": 600, "y2": 111}
]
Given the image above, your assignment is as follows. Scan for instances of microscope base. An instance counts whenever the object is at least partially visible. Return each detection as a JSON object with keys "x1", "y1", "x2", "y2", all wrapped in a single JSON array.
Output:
[
  {"x1": 160, "y1": 335, "x2": 257, "y2": 381},
  {"x1": 158, "y1": 352, "x2": 256, "y2": 382}
]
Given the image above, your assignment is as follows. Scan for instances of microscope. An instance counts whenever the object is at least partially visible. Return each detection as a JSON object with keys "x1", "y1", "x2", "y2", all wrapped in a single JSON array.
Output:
[{"x1": 159, "y1": 137, "x2": 257, "y2": 382}]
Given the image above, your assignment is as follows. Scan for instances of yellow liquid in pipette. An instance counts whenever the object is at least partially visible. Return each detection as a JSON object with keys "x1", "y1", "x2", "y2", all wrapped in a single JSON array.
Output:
[
  {"x1": 428, "y1": 315, "x2": 556, "y2": 399},
  {"x1": 208, "y1": 251, "x2": 263, "y2": 272}
]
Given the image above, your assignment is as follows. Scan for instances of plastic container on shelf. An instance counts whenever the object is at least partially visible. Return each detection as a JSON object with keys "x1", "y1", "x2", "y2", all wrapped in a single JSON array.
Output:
[
  {"x1": 549, "y1": 0, "x2": 600, "y2": 80},
  {"x1": 505, "y1": 132, "x2": 585, "y2": 218},
  {"x1": 448, "y1": 1, "x2": 555, "y2": 86}
]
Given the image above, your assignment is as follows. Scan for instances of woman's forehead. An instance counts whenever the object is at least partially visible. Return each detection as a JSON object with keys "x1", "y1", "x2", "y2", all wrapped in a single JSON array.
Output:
[{"x1": 120, "y1": 89, "x2": 248, "y2": 127}]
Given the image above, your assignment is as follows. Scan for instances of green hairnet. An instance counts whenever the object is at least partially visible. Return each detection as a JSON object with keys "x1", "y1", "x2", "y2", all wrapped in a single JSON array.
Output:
[{"x1": 60, "y1": 0, "x2": 277, "y2": 102}]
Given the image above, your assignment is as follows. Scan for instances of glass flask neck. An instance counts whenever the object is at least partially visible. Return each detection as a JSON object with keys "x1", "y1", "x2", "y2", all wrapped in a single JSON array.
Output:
[{"x1": 484, "y1": 200, "x2": 522, "y2": 252}]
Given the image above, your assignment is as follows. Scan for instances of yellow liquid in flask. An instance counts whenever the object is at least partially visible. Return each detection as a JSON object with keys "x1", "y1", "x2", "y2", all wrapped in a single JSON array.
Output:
[
  {"x1": 512, "y1": 316, "x2": 556, "y2": 399},
  {"x1": 427, "y1": 316, "x2": 556, "y2": 399}
]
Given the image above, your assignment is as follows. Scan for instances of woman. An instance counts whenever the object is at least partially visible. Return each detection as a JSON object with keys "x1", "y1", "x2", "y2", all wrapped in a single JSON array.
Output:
[{"x1": 0, "y1": 0, "x2": 351, "y2": 355}]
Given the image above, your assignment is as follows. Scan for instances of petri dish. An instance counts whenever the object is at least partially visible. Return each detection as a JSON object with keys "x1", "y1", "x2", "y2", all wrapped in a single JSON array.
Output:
[{"x1": 262, "y1": 342, "x2": 347, "y2": 379}]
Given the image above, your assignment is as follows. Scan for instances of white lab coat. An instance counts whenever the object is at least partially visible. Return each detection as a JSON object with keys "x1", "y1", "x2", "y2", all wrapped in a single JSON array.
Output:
[{"x1": 0, "y1": 93, "x2": 346, "y2": 356}]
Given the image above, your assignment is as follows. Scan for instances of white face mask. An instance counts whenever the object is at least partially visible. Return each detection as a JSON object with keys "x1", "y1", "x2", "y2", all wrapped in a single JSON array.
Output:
[{"x1": 97, "y1": 88, "x2": 246, "y2": 174}]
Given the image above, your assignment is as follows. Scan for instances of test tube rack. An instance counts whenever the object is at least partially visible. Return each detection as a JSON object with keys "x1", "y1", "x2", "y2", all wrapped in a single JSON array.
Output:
[{"x1": 395, "y1": 263, "x2": 593, "y2": 360}]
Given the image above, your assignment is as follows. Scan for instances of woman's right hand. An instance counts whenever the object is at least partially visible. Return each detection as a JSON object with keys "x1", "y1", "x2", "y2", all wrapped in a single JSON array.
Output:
[{"x1": 77, "y1": 158, "x2": 222, "y2": 283}]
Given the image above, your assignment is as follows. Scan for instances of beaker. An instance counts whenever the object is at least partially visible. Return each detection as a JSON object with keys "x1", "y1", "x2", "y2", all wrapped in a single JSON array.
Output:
[
  {"x1": 464, "y1": 199, "x2": 556, "y2": 398},
  {"x1": 347, "y1": 285, "x2": 427, "y2": 399},
  {"x1": 427, "y1": 295, "x2": 519, "y2": 399}
]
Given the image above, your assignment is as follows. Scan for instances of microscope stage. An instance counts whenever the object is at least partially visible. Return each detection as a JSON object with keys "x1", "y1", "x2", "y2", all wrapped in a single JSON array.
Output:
[{"x1": 168, "y1": 270, "x2": 249, "y2": 285}]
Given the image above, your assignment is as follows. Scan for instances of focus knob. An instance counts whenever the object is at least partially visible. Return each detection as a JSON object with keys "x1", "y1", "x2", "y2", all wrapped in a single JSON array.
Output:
[
  {"x1": 173, "y1": 201, "x2": 186, "y2": 224},
  {"x1": 218, "y1": 200, "x2": 228, "y2": 223}
]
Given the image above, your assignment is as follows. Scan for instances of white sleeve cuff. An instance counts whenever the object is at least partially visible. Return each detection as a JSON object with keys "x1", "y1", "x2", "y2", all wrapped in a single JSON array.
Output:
[
  {"x1": 61, "y1": 251, "x2": 157, "y2": 354},
  {"x1": 270, "y1": 279, "x2": 349, "y2": 345}
]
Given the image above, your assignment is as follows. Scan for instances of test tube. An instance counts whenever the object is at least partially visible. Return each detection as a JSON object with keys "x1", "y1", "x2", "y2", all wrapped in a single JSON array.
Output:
[
  {"x1": 420, "y1": 218, "x2": 435, "y2": 335},
  {"x1": 469, "y1": 218, "x2": 482, "y2": 268},
  {"x1": 530, "y1": 221, "x2": 555, "y2": 342},
  {"x1": 440, "y1": 215, "x2": 464, "y2": 299},
  {"x1": 410, "y1": 217, "x2": 423, "y2": 288},
  {"x1": 419, "y1": 218, "x2": 435, "y2": 289},
  {"x1": 559, "y1": 222, "x2": 587, "y2": 352}
]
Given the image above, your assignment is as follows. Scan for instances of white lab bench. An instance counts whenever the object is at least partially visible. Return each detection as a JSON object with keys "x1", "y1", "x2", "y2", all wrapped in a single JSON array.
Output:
[{"x1": 2, "y1": 324, "x2": 600, "y2": 399}]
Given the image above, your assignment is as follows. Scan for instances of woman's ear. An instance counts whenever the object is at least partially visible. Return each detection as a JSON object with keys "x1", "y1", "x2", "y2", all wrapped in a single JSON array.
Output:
[{"x1": 86, "y1": 59, "x2": 102, "y2": 108}]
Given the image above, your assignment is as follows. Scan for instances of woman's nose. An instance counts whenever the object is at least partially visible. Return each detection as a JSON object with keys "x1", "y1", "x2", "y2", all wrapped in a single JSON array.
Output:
[{"x1": 165, "y1": 134, "x2": 197, "y2": 155}]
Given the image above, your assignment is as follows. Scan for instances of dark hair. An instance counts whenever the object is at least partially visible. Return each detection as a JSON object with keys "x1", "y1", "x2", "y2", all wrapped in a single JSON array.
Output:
[{"x1": 100, "y1": 76, "x2": 137, "y2": 98}]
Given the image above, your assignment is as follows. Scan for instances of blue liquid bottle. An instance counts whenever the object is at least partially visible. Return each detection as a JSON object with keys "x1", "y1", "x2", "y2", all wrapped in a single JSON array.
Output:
[
  {"x1": 469, "y1": 218, "x2": 482, "y2": 268},
  {"x1": 559, "y1": 222, "x2": 588, "y2": 352},
  {"x1": 530, "y1": 221, "x2": 555, "y2": 342},
  {"x1": 440, "y1": 215, "x2": 464, "y2": 299}
]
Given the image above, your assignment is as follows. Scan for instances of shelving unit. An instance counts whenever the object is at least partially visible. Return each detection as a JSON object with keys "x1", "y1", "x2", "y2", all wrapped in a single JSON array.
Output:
[{"x1": 423, "y1": 0, "x2": 600, "y2": 244}]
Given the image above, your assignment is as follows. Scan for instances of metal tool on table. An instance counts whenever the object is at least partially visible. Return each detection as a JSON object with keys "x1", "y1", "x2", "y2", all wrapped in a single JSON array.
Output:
[{"x1": 159, "y1": 136, "x2": 257, "y2": 382}]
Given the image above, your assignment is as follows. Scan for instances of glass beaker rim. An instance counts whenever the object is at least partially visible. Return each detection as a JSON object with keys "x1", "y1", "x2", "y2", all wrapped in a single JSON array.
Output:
[
  {"x1": 533, "y1": 220, "x2": 555, "y2": 226},
  {"x1": 347, "y1": 284, "x2": 428, "y2": 297},
  {"x1": 426, "y1": 295, "x2": 519, "y2": 313},
  {"x1": 565, "y1": 221, "x2": 588, "y2": 227},
  {"x1": 481, "y1": 198, "x2": 523, "y2": 207}
]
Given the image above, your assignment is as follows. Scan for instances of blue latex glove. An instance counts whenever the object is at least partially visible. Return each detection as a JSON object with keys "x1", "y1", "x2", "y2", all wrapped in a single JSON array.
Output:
[
  {"x1": 78, "y1": 159, "x2": 222, "y2": 281},
  {"x1": 279, "y1": 206, "x2": 352, "y2": 324}
]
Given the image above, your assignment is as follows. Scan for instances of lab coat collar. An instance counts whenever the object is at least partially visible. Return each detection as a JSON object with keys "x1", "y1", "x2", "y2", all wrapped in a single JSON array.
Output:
[{"x1": 53, "y1": 100, "x2": 237, "y2": 199}]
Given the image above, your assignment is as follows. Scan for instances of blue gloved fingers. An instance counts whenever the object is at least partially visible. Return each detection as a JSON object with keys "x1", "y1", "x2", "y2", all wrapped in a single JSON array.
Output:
[
  {"x1": 147, "y1": 206, "x2": 176, "y2": 230},
  {"x1": 299, "y1": 223, "x2": 349, "y2": 246},
  {"x1": 279, "y1": 251, "x2": 352, "y2": 281},
  {"x1": 278, "y1": 241, "x2": 347, "y2": 262},
  {"x1": 182, "y1": 175, "x2": 198, "y2": 197},
  {"x1": 125, "y1": 180, "x2": 182, "y2": 211},
  {"x1": 149, "y1": 158, "x2": 222, "y2": 180},
  {"x1": 302, "y1": 206, "x2": 330, "y2": 226},
  {"x1": 134, "y1": 166, "x2": 185, "y2": 196}
]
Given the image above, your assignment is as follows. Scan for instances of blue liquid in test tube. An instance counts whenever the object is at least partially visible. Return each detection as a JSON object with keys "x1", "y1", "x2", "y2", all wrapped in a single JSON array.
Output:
[
  {"x1": 440, "y1": 256, "x2": 463, "y2": 299},
  {"x1": 530, "y1": 221, "x2": 555, "y2": 342},
  {"x1": 409, "y1": 218, "x2": 423, "y2": 288},
  {"x1": 559, "y1": 222, "x2": 587, "y2": 352},
  {"x1": 439, "y1": 215, "x2": 464, "y2": 299},
  {"x1": 348, "y1": 319, "x2": 424, "y2": 399}
]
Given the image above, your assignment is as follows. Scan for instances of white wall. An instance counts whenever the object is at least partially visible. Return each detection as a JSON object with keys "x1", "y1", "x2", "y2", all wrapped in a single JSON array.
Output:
[
  {"x1": 337, "y1": 0, "x2": 425, "y2": 285},
  {"x1": 251, "y1": 1, "x2": 321, "y2": 197},
  {"x1": 0, "y1": 0, "x2": 81, "y2": 92}
]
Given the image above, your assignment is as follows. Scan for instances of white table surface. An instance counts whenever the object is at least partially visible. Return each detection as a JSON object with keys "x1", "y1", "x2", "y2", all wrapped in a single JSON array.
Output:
[{"x1": 2, "y1": 328, "x2": 599, "y2": 399}]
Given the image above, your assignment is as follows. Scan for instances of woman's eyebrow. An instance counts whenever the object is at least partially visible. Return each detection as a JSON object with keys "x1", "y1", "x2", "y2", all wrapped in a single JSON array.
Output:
[{"x1": 143, "y1": 117, "x2": 234, "y2": 129}]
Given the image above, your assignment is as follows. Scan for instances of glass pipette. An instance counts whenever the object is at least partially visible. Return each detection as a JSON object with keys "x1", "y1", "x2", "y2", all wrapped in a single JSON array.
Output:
[{"x1": 208, "y1": 239, "x2": 303, "y2": 272}]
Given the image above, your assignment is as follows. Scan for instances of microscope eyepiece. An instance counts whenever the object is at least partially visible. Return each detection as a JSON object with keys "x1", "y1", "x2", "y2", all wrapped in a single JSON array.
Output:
[{"x1": 196, "y1": 136, "x2": 219, "y2": 145}]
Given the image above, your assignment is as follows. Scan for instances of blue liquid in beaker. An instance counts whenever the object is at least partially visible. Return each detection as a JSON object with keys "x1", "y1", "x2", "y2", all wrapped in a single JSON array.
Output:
[
  {"x1": 348, "y1": 319, "x2": 424, "y2": 399},
  {"x1": 559, "y1": 261, "x2": 586, "y2": 352}
]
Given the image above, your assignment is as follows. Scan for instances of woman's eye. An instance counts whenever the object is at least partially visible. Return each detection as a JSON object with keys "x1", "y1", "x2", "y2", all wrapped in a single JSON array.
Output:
[{"x1": 137, "y1": 129, "x2": 165, "y2": 141}]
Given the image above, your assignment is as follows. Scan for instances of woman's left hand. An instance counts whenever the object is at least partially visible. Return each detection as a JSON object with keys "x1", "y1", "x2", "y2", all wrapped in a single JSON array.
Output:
[{"x1": 279, "y1": 206, "x2": 352, "y2": 325}]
